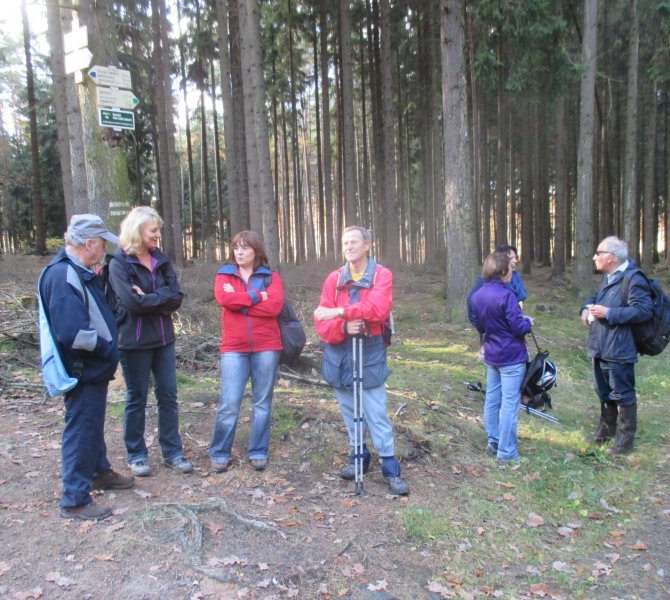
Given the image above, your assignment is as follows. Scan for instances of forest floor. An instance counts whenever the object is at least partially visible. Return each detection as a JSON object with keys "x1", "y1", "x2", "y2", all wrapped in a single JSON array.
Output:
[{"x1": 0, "y1": 254, "x2": 669, "y2": 600}]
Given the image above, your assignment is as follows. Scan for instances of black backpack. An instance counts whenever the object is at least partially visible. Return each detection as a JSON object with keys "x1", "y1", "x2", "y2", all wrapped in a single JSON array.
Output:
[
  {"x1": 622, "y1": 270, "x2": 670, "y2": 356},
  {"x1": 264, "y1": 274, "x2": 306, "y2": 365},
  {"x1": 521, "y1": 331, "x2": 557, "y2": 404}
]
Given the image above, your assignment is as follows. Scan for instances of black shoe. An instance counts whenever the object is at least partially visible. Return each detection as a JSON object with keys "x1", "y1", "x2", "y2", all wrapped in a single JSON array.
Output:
[
  {"x1": 60, "y1": 501, "x2": 112, "y2": 521},
  {"x1": 384, "y1": 475, "x2": 410, "y2": 496},
  {"x1": 339, "y1": 462, "x2": 370, "y2": 480},
  {"x1": 485, "y1": 443, "x2": 498, "y2": 457}
]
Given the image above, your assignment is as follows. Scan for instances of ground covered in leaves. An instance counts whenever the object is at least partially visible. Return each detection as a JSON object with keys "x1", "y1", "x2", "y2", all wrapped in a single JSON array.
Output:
[{"x1": 0, "y1": 254, "x2": 669, "y2": 599}]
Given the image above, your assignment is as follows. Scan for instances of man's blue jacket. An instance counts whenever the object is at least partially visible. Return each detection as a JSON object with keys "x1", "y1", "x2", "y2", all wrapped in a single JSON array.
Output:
[{"x1": 580, "y1": 261, "x2": 653, "y2": 363}]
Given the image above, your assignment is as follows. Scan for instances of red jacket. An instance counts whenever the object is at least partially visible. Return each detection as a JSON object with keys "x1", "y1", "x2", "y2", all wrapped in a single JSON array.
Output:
[
  {"x1": 214, "y1": 265, "x2": 284, "y2": 353},
  {"x1": 314, "y1": 260, "x2": 393, "y2": 345}
]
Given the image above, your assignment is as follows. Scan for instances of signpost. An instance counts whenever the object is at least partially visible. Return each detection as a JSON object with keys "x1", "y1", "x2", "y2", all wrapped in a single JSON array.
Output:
[
  {"x1": 63, "y1": 25, "x2": 88, "y2": 54},
  {"x1": 64, "y1": 47, "x2": 93, "y2": 75},
  {"x1": 88, "y1": 66, "x2": 133, "y2": 90},
  {"x1": 98, "y1": 108, "x2": 135, "y2": 130},
  {"x1": 96, "y1": 87, "x2": 139, "y2": 110}
]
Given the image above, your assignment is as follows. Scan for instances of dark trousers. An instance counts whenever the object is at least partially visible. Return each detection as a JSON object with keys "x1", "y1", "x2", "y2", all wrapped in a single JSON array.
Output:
[
  {"x1": 593, "y1": 358, "x2": 637, "y2": 407},
  {"x1": 61, "y1": 380, "x2": 111, "y2": 508}
]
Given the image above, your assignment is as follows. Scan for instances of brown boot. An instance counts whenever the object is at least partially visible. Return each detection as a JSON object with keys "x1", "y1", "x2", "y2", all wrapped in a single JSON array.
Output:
[
  {"x1": 591, "y1": 402, "x2": 618, "y2": 443},
  {"x1": 92, "y1": 468, "x2": 135, "y2": 490},
  {"x1": 60, "y1": 500, "x2": 112, "y2": 521},
  {"x1": 607, "y1": 404, "x2": 637, "y2": 455}
]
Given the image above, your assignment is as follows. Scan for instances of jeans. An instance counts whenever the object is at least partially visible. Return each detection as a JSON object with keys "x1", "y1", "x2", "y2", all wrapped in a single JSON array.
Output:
[
  {"x1": 61, "y1": 380, "x2": 111, "y2": 507},
  {"x1": 120, "y1": 343, "x2": 184, "y2": 464},
  {"x1": 484, "y1": 362, "x2": 526, "y2": 461},
  {"x1": 210, "y1": 350, "x2": 280, "y2": 463},
  {"x1": 593, "y1": 358, "x2": 637, "y2": 407},
  {"x1": 335, "y1": 385, "x2": 400, "y2": 477}
]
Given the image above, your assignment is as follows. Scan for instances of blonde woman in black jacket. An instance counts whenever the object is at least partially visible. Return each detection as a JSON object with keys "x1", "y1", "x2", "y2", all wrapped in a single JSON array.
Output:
[{"x1": 108, "y1": 206, "x2": 192, "y2": 477}]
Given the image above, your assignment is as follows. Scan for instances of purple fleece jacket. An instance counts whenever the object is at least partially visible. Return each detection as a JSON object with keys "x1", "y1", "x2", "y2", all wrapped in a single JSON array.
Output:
[{"x1": 470, "y1": 279, "x2": 532, "y2": 367}]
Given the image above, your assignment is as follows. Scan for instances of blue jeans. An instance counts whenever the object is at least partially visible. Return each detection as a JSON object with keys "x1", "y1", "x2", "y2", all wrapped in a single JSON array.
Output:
[
  {"x1": 484, "y1": 362, "x2": 526, "y2": 461},
  {"x1": 334, "y1": 385, "x2": 400, "y2": 477},
  {"x1": 593, "y1": 358, "x2": 637, "y2": 407},
  {"x1": 210, "y1": 351, "x2": 280, "y2": 463},
  {"x1": 120, "y1": 344, "x2": 184, "y2": 464},
  {"x1": 61, "y1": 381, "x2": 111, "y2": 507}
]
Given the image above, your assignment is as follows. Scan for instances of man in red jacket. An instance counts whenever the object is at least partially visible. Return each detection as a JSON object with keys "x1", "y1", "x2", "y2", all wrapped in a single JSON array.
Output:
[{"x1": 314, "y1": 226, "x2": 409, "y2": 495}]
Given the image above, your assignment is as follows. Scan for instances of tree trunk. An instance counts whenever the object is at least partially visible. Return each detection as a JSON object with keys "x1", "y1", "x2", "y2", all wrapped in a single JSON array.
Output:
[
  {"x1": 575, "y1": 0, "x2": 598, "y2": 298},
  {"x1": 622, "y1": 0, "x2": 639, "y2": 259},
  {"x1": 379, "y1": 0, "x2": 400, "y2": 265},
  {"x1": 319, "y1": 0, "x2": 335, "y2": 257},
  {"x1": 238, "y1": 0, "x2": 279, "y2": 265},
  {"x1": 339, "y1": 0, "x2": 358, "y2": 225},
  {"x1": 216, "y1": 0, "x2": 245, "y2": 238},
  {"x1": 440, "y1": 0, "x2": 479, "y2": 322},
  {"x1": 641, "y1": 85, "x2": 657, "y2": 269},
  {"x1": 22, "y1": 0, "x2": 46, "y2": 254},
  {"x1": 75, "y1": 0, "x2": 131, "y2": 233},
  {"x1": 178, "y1": 0, "x2": 198, "y2": 257},
  {"x1": 45, "y1": 0, "x2": 74, "y2": 224},
  {"x1": 552, "y1": 96, "x2": 567, "y2": 277}
]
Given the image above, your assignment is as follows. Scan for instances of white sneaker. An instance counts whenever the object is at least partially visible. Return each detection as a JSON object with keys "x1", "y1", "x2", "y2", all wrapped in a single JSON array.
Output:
[{"x1": 129, "y1": 460, "x2": 151, "y2": 477}]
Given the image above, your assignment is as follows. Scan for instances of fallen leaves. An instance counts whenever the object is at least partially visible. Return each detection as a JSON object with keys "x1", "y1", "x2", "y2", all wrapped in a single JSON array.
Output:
[
  {"x1": 44, "y1": 572, "x2": 75, "y2": 587},
  {"x1": 367, "y1": 579, "x2": 388, "y2": 591},
  {"x1": 526, "y1": 512, "x2": 545, "y2": 527}
]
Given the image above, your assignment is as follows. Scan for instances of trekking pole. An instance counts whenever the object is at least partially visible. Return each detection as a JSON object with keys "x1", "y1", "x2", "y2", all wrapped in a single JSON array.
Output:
[{"x1": 352, "y1": 335, "x2": 365, "y2": 495}]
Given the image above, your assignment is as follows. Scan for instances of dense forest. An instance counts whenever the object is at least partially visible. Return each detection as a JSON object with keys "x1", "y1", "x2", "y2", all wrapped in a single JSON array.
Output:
[{"x1": 1, "y1": 0, "x2": 669, "y2": 310}]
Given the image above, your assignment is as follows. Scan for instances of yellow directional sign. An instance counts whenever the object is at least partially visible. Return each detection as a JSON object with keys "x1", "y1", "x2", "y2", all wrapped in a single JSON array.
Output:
[
  {"x1": 88, "y1": 66, "x2": 132, "y2": 89},
  {"x1": 96, "y1": 87, "x2": 140, "y2": 110}
]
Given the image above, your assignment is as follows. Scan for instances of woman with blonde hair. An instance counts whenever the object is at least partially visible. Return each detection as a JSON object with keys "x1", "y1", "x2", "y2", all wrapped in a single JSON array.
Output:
[{"x1": 108, "y1": 206, "x2": 192, "y2": 477}]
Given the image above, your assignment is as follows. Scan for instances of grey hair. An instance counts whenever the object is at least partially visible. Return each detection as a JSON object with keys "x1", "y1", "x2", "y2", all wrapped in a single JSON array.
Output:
[
  {"x1": 343, "y1": 226, "x2": 372, "y2": 243},
  {"x1": 64, "y1": 227, "x2": 86, "y2": 247},
  {"x1": 600, "y1": 236, "x2": 628, "y2": 263}
]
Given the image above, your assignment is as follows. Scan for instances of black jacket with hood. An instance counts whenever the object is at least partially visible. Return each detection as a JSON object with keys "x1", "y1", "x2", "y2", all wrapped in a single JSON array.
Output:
[{"x1": 107, "y1": 248, "x2": 183, "y2": 351}]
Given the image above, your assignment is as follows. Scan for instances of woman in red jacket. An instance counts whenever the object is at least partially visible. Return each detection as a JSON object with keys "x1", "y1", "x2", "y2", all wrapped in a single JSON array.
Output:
[{"x1": 209, "y1": 231, "x2": 284, "y2": 472}]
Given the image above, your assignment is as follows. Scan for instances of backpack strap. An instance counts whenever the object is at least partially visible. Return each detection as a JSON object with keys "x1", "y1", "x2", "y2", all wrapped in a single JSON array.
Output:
[{"x1": 621, "y1": 268, "x2": 650, "y2": 307}]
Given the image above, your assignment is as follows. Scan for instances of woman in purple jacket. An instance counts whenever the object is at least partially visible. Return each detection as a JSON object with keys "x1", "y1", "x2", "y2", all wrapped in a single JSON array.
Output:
[{"x1": 470, "y1": 252, "x2": 534, "y2": 464}]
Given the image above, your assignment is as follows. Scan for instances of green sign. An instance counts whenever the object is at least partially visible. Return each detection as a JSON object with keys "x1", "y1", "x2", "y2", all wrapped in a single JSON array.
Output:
[{"x1": 98, "y1": 108, "x2": 135, "y2": 130}]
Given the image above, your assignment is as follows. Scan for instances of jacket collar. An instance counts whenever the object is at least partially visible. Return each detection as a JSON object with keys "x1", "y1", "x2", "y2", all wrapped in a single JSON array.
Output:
[
  {"x1": 339, "y1": 258, "x2": 378, "y2": 289},
  {"x1": 218, "y1": 263, "x2": 272, "y2": 278}
]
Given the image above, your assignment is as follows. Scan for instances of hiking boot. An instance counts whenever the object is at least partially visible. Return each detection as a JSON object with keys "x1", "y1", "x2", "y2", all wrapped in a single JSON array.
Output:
[
  {"x1": 384, "y1": 475, "x2": 410, "y2": 496},
  {"x1": 60, "y1": 501, "x2": 112, "y2": 521},
  {"x1": 211, "y1": 460, "x2": 229, "y2": 473},
  {"x1": 129, "y1": 460, "x2": 152, "y2": 477},
  {"x1": 163, "y1": 456, "x2": 193, "y2": 474},
  {"x1": 485, "y1": 443, "x2": 498, "y2": 457},
  {"x1": 607, "y1": 404, "x2": 637, "y2": 456},
  {"x1": 250, "y1": 458, "x2": 268, "y2": 471},
  {"x1": 339, "y1": 462, "x2": 370, "y2": 481},
  {"x1": 590, "y1": 402, "x2": 618, "y2": 443},
  {"x1": 92, "y1": 469, "x2": 135, "y2": 490}
]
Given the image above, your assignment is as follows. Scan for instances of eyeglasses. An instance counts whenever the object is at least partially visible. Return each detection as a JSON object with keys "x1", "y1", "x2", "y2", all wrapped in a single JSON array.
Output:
[{"x1": 594, "y1": 250, "x2": 611, "y2": 256}]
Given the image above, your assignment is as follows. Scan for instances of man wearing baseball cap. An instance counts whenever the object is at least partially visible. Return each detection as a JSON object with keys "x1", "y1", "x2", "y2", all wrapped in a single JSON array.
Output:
[{"x1": 38, "y1": 214, "x2": 134, "y2": 520}]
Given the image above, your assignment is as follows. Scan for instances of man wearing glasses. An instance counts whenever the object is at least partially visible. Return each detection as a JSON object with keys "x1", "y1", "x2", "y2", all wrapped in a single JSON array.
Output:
[{"x1": 580, "y1": 236, "x2": 653, "y2": 455}]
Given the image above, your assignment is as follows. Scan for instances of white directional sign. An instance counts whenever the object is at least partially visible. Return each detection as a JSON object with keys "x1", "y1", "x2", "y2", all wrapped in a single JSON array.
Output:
[
  {"x1": 64, "y1": 47, "x2": 93, "y2": 74},
  {"x1": 98, "y1": 108, "x2": 135, "y2": 130},
  {"x1": 63, "y1": 25, "x2": 88, "y2": 54},
  {"x1": 96, "y1": 87, "x2": 140, "y2": 110},
  {"x1": 88, "y1": 66, "x2": 132, "y2": 89}
]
